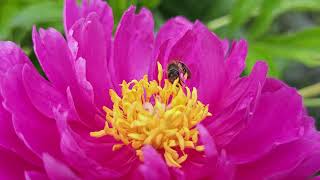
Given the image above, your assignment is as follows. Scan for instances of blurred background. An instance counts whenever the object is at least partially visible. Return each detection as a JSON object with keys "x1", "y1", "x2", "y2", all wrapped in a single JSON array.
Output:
[{"x1": 1, "y1": 0, "x2": 320, "y2": 127}]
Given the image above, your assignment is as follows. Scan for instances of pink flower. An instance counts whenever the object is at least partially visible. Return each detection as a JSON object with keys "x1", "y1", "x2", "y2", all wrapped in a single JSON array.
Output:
[{"x1": 0, "y1": 0, "x2": 319, "y2": 179}]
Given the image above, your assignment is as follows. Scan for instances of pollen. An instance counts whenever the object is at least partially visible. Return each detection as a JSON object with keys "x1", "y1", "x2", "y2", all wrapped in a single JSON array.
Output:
[{"x1": 90, "y1": 62, "x2": 212, "y2": 168}]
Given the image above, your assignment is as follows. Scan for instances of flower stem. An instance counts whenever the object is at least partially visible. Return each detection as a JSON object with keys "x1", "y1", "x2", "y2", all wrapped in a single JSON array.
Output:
[
  {"x1": 299, "y1": 82, "x2": 320, "y2": 98},
  {"x1": 207, "y1": 9, "x2": 260, "y2": 31},
  {"x1": 207, "y1": 15, "x2": 231, "y2": 30},
  {"x1": 304, "y1": 98, "x2": 320, "y2": 107}
]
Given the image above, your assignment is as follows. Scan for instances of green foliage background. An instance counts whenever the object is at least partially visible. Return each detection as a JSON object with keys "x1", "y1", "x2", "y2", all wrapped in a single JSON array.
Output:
[{"x1": 1, "y1": 0, "x2": 320, "y2": 126}]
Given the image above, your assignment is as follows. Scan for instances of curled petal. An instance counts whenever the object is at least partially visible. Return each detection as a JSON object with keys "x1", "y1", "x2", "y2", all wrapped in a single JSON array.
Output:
[
  {"x1": 24, "y1": 171, "x2": 49, "y2": 180},
  {"x1": 22, "y1": 64, "x2": 74, "y2": 119},
  {"x1": 0, "y1": 41, "x2": 31, "y2": 76},
  {"x1": 112, "y1": 6, "x2": 154, "y2": 91},
  {"x1": 234, "y1": 119, "x2": 320, "y2": 179},
  {"x1": 206, "y1": 61, "x2": 267, "y2": 147},
  {"x1": 54, "y1": 107, "x2": 135, "y2": 179},
  {"x1": 2, "y1": 65, "x2": 62, "y2": 160},
  {"x1": 138, "y1": 145, "x2": 170, "y2": 180},
  {"x1": 0, "y1": 99, "x2": 41, "y2": 166},
  {"x1": 225, "y1": 77, "x2": 303, "y2": 164},
  {"x1": 0, "y1": 148, "x2": 35, "y2": 179},
  {"x1": 64, "y1": 0, "x2": 113, "y2": 38},
  {"x1": 43, "y1": 153, "x2": 80, "y2": 180},
  {"x1": 32, "y1": 27, "x2": 77, "y2": 93},
  {"x1": 167, "y1": 21, "x2": 226, "y2": 105},
  {"x1": 69, "y1": 13, "x2": 113, "y2": 108},
  {"x1": 150, "y1": 17, "x2": 192, "y2": 79},
  {"x1": 225, "y1": 40, "x2": 248, "y2": 81}
]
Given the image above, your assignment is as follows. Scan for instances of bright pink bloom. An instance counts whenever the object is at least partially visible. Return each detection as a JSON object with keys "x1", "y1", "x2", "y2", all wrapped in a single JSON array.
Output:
[{"x1": 0, "y1": 0, "x2": 319, "y2": 179}]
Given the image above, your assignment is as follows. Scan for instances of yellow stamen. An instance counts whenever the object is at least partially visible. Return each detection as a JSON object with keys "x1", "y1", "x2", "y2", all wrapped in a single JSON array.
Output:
[{"x1": 91, "y1": 62, "x2": 212, "y2": 168}]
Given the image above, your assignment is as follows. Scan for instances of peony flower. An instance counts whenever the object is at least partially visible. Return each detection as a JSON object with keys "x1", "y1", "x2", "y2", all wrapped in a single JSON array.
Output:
[{"x1": 0, "y1": 0, "x2": 319, "y2": 179}]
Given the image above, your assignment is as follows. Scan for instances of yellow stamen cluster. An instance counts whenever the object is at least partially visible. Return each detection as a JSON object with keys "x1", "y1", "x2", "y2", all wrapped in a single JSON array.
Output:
[{"x1": 90, "y1": 62, "x2": 212, "y2": 168}]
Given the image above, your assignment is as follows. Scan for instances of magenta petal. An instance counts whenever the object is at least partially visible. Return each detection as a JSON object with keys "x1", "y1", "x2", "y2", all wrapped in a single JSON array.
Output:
[
  {"x1": 22, "y1": 64, "x2": 75, "y2": 119},
  {"x1": 43, "y1": 153, "x2": 80, "y2": 180},
  {"x1": 64, "y1": 0, "x2": 80, "y2": 33},
  {"x1": 69, "y1": 12, "x2": 113, "y2": 108},
  {"x1": 112, "y1": 6, "x2": 154, "y2": 89},
  {"x1": 220, "y1": 39, "x2": 230, "y2": 56},
  {"x1": 154, "y1": 17, "x2": 192, "y2": 59},
  {"x1": 206, "y1": 61, "x2": 268, "y2": 146},
  {"x1": 197, "y1": 124, "x2": 218, "y2": 160},
  {"x1": 1, "y1": 65, "x2": 62, "y2": 160},
  {"x1": 181, "y1": 125, "x2": 235, "y2": 180},
  {"x1": 168, "y1": 21, "x2": 226, "y2": 105},
  {"x1": 33, "y1": 26, "x2": 98, "y2": 129},
  {"x1": 149, "y1": 17, "x2": 192, "y2": 79},
  {"x1": 0, "y1": 99, "x2": 41, "y2": 166},
  {"x1": 54, "y1": 108, "x2": 133, "y2": 179},
  {"x1": 0, "y1": 148, "x2": 35, "y2": 180},
  {"x1": 235, "y1": 119, "x2": 320, "y2": 179},
  {"x1": 226, "y1": 78, "x2": 303, "y2": 164},
  {"x1": 138, "y1": 145, "x2": 170, "y2": 180},
  {"x1": 0, "y1": 41, "x2": 31, "y2": 76},
  {"x1": 65, "y1": 85, "x2": 102, "y2": 129},
  {"x1": 25, "y1": 171, "x2": 49, "y2": 180},
  {"x1": 225, "y1": 40, "x2": 247, "y2": 81},
  {"x1": 74, "y1": 57, "x2": 94, "y2": 103},
  {"x1": 32, "y1": 27, "x2": 77, "y2": 92},
  {"x1": 64, "y1": 0, "x2": 113, "y2": 38},
  {"x1": 198, "y1": 124, "x2": 234, "y2": 180},
  {"x1": 269, "y1": 149, "x2": 320, "y2": 180}
]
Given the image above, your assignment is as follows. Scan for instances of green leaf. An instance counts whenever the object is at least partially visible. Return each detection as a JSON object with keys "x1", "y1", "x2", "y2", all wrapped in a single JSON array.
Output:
[
  {"x1": 246, "y1": 45, "x2": 281, "y2": 77},
  {"x1": 304, "y1": 98, "x2": 320, "y2": 107},
  {"x1": 0, "y1": 1, "x2": 22, "y2": 39},
  {"x1": 299, "y1": 82, "x2": 320, "y2": 98},
  {"x1": 140, "y1": 0, "x2": 160, "y2": 9},
  {"x1": 9, "y1": 1, "x2": 62, "y2": 29},
  {"x1": 108, "y1": 0, "x2": 131, "y2": 26},
  {"x1": 249, "y1": 0, "x2": 320, "y2": 38},
  {"x1": 251, "y1": 27, "x2": 320, "y2": 67},
  {"x1": 228, "y1": 0, "x2": 263, "y2": 36},
  {"x1": 158, "y1": 0, "x2": 219, "y2": 22}
]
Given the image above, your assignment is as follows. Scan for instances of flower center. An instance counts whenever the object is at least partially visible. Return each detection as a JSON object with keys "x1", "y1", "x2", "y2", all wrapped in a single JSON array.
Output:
[{"x1": 90, "y1": 62, "x2": 212, "y2": 168}]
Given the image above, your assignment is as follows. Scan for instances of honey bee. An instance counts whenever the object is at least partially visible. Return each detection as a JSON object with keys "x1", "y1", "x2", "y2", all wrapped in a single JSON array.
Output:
[{"x1": 167, "y1": 61, "x2": 191, "y2": 85}]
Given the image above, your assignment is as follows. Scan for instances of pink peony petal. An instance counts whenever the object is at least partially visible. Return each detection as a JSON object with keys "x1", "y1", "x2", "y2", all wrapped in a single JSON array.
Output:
[
  {"x1": 24, "y1": 171, "x2": 49, "y2": 180},
  {"x1": 69, "y1": 12, "x2": 113, "y2": 108},
  {"x1": 0, "y1": 42, "x2": 43, "y2": 166},
  {"x1": 54, "y1": 108, "x2": 135, "y2": 179},
  {"x1": 1, "y1": 65, "x2": 62, "y2": 160},
  {"x1": 22, "y1": 64, "x2": 74, "y2": 120},
  {"x1": 0, "y1": 41, "x2": 31, "y2": 76},
  {"x1": 64, "y1": 0, "x2": 113, "y2": 39},
  {"x1": 74, "y1": 57, "x2": 94, "y2": 103},
  {"x1": 33, "y1": 26, "x2": 101, "y2": 129},
  {"x1": 225, "y1": 40, "x2": 248, "y2": 81},
  {"x1": 154, "y1": 17, "x2": 192, "y2": 61},
  {"x1": 220, "y1": 39, "x2": 230, "y2": 57},
  {"x1": 64, "y1": 0, "x2": 80, "y2": 33},
  {"x1": 112, "y1": 6, "x2": 154, "y2": 91},
  {"x1": 225, "y1": 78, "x2": 304, "y2": 164},
  {"x1": 42, "y1": 153, "x2": 80, "y2": 180},
  {"x1": 0, "y1": 99, "x2": 41, "y2": 167},
  {"x1": 206, "y1": 61, "x2": 268, "y2": 146},
  {"x1": 167, "y1": 21, "x2": 226, "y2": 105},
  {"x1": 267, "y1": 117, "x2": 320, "y2": 180},
  {"x1": 138, "y1": 145, "x2": 170, "y2": 180},
  {"x1": 149, "y1": 17, "x2": 192, "y2": 79},
  {"x1": 234, "y1": 117, "x2": 320, "y2": 179},
  {"x1": 0, "y1": 148, "x2": 35, "y2": 180},
  {"x1": 181, "y1": 125, "x2": 235, "y2": 180},
  {"x1": 32, "y1": 27, "x2": 77, "y2": 93}
]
